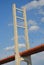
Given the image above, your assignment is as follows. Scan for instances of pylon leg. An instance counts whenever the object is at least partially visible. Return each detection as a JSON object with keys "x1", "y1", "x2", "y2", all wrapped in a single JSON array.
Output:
[
  {"x1": 27, "y1": 62, "x2": 31, "y2": 65},
  {"x1": 15, "y1": 55, "x2": 21, "y2": 65},
  {"x1": 27, "y1": 58, "x2": 32, "y2": 65},
  {"x1": 27, "y1": 56, "x2": 32, "y2": 65},
  {"x1": 22, "y1": 56, "x2": 32, "y2": 65},
  {"x1": 20, "y1": 56, "x2": 32, "y2": 65}
]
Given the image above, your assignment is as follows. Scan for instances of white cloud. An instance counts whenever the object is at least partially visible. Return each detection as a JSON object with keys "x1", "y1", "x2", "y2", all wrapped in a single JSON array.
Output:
[
  {"x1": 19, "y1": 44, "x2": 25, "y2": 48},
  {"x1": 5, "y1": 46, "x2": 14, "y2": 51},
  {"x1": 5, "y1": 44, "x2": 25, "y2": 51},
  {"x1": 11, "y1": 37, "x2": 14, "y2": 41},
  {"x1": 29, "y1": 25, "x2": 40, "y2": 31},
  {"x1": 41, "y1": 17, "x2": 44, "y2": 23},
  {"x1": 28, "y1": 20, "x2": 40, "y2": 31},
  {"x1": 23, "y1": 0, "x2": 44, "y2": 10},
  {"x1": 38, "y1": 8, "x2": 44, "y2": 15},
  {"x1": 8, "y1": 23, "x2": 13, "y2": 26},
  {"x1": 28, "y1": 20, "x2": 37, "y2": 26}
]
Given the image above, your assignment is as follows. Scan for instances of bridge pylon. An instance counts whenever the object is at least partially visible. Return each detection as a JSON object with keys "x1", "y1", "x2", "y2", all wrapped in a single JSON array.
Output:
[{"x1": 12, "y1": 4, "x2": 32, "y2": 65}]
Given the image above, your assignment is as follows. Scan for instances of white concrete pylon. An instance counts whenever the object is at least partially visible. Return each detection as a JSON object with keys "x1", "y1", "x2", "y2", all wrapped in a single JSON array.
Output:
[
  {"x1": 12, "y1": 4, "x2": 32, "y2": 65},
  {"x1": 12, "y1": 4, "x2": 21, "y2": 65}
]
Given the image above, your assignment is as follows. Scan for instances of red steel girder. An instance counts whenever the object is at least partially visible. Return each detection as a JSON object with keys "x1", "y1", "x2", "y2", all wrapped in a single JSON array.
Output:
[{"x1": 0, "y1": 44, "x2": 44, "y2": 64}]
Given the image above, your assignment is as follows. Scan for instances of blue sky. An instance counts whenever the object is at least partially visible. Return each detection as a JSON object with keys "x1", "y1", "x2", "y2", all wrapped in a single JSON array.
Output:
[{"x1": 0, "y1": 0, "x2": 44, "y2": 65}]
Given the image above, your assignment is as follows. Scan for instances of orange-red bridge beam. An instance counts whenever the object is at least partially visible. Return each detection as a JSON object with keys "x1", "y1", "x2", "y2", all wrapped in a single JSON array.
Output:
[{"x1": 0, "y1": 44, "x2": 44, "y2": 64}]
